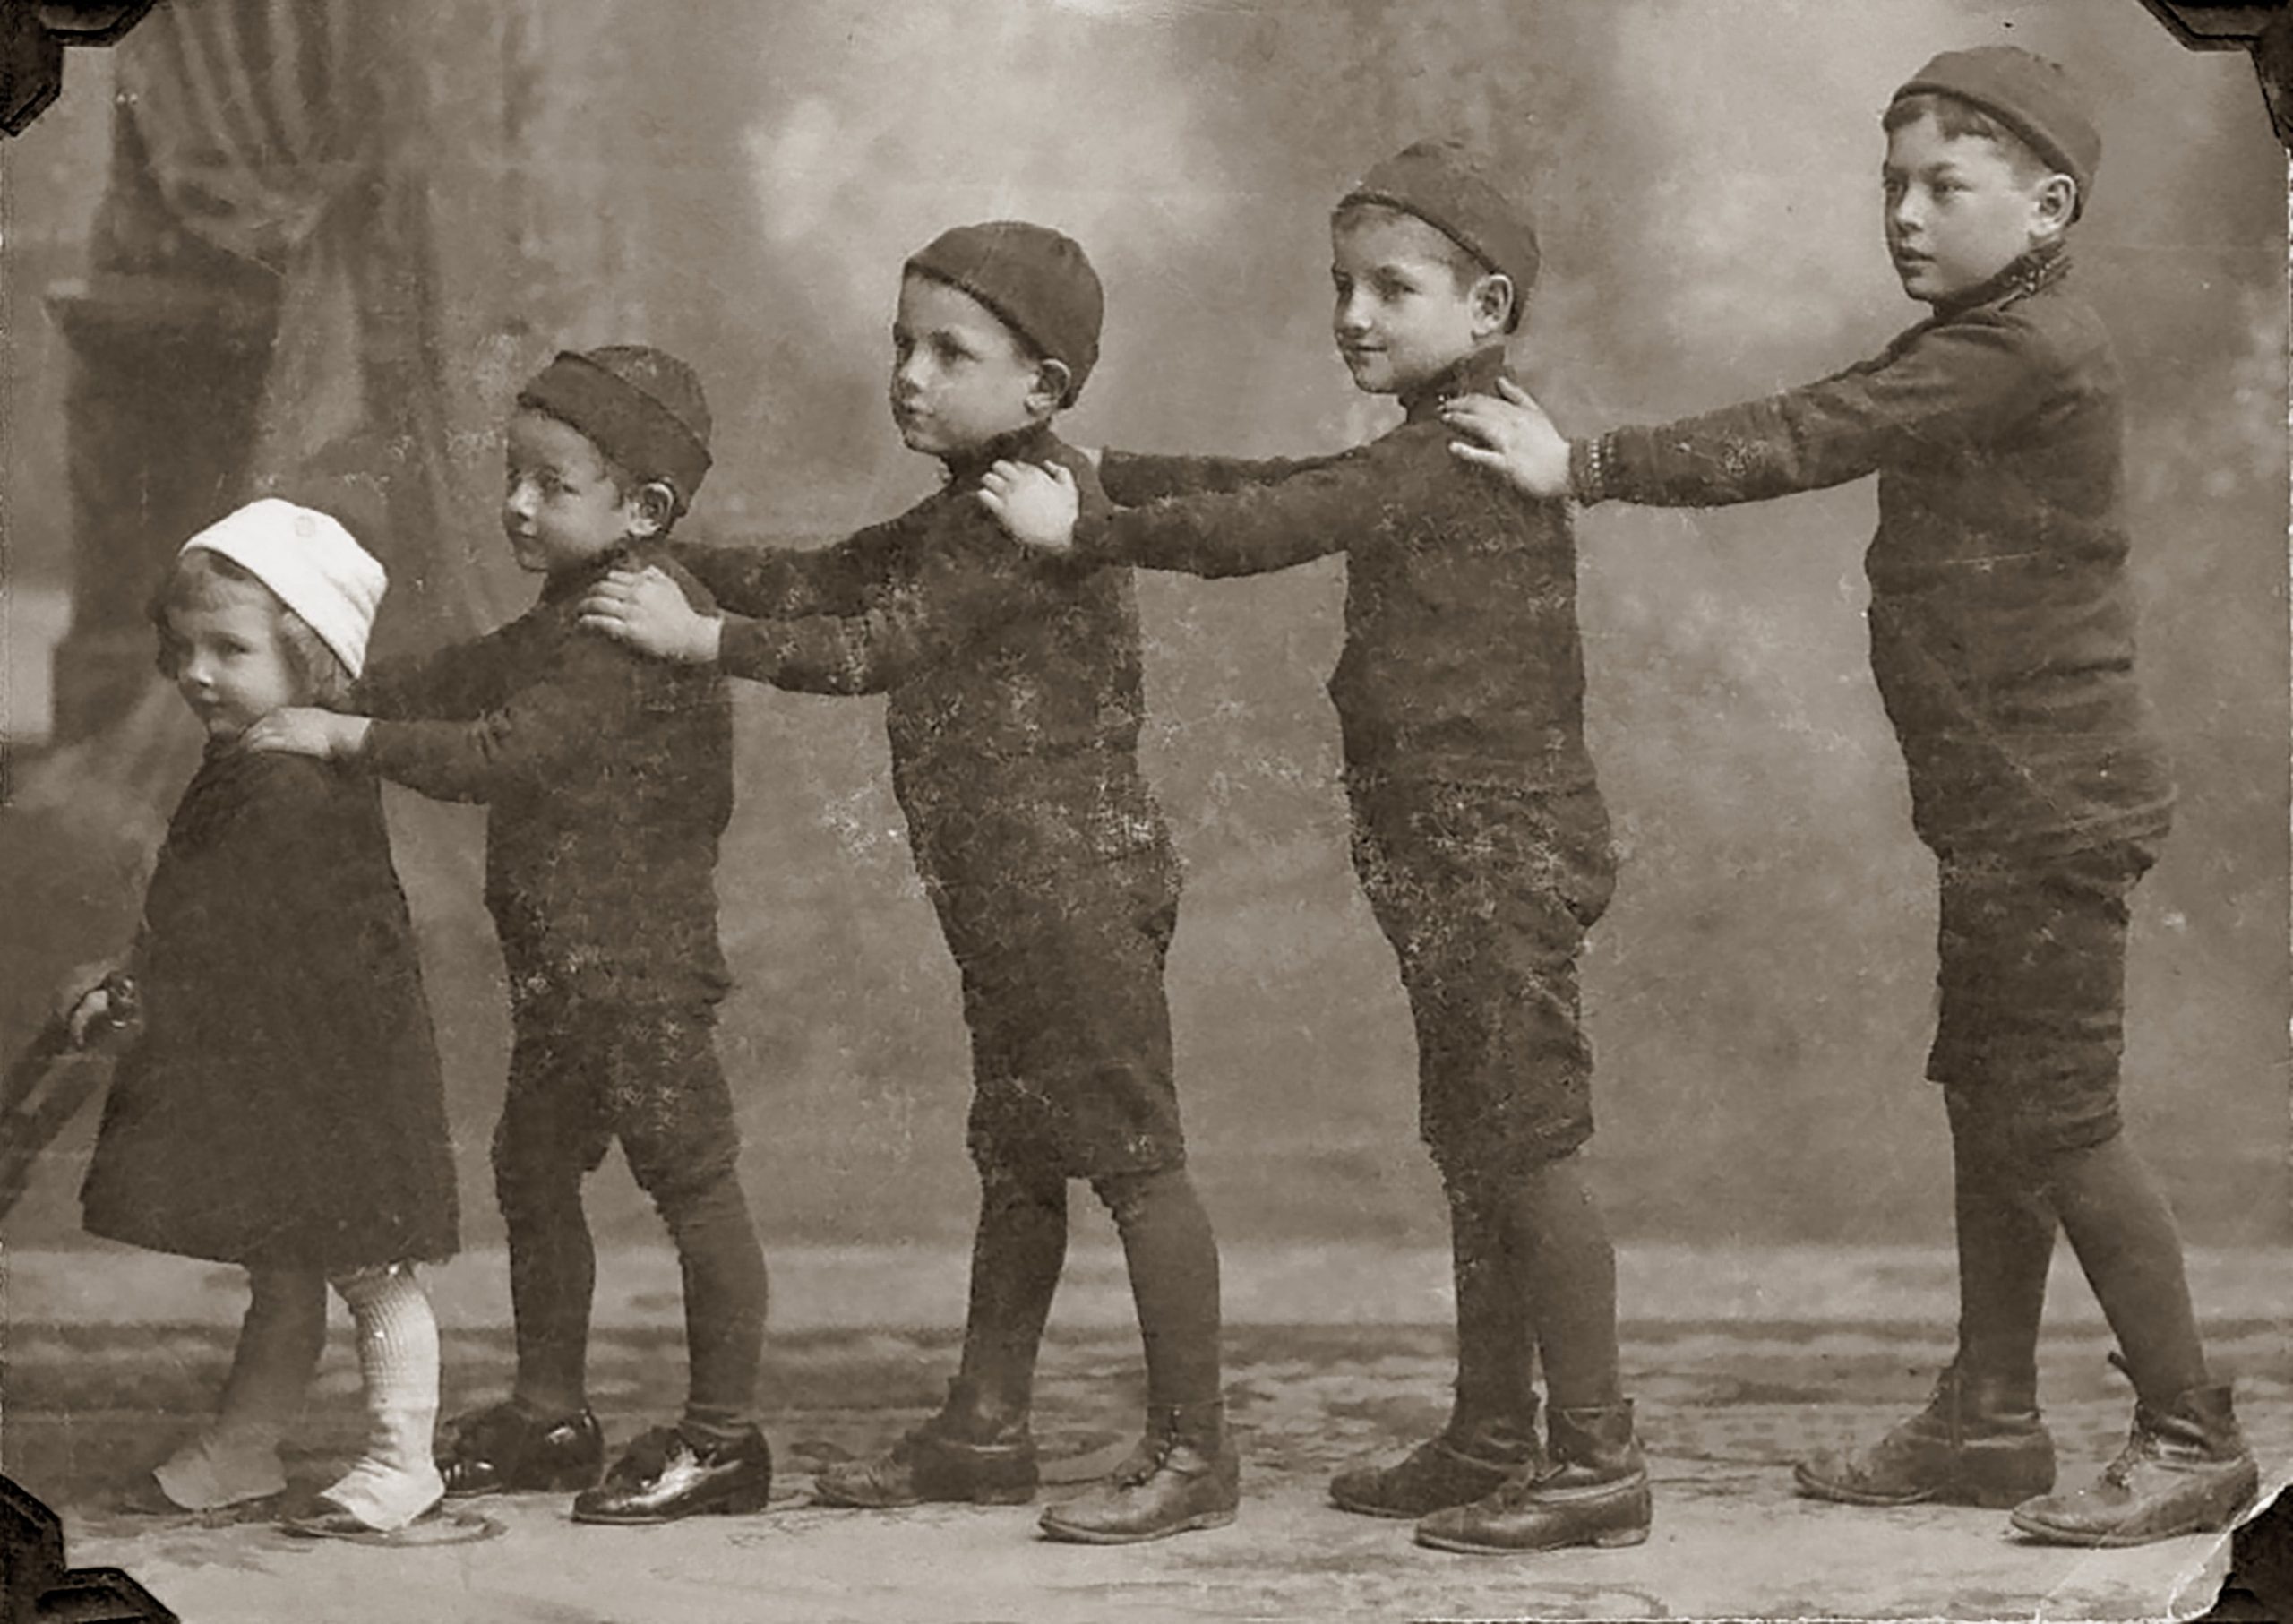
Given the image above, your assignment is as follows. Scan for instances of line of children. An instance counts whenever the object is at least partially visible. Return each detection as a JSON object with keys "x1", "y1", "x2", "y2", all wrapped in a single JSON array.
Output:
[
  {"x1": 245, "y1": 348, "x2": 777, "y2": 1525},
  {"x1": 574, "y1": 222, "x2": 1238, "y2": 1545},
  {"x1": 980, "y1": 141, "x2": 1647, "y2": 1557},
  {"x1": 1438, "y1": 47, "x2": 2260, "y2": 1548},
  {"x1": 70, "y1": 500, "x2": 458, "y2": 1538},
  {"x1": 56, "y1": 40, "x2": 2256, "y2": 1563}
]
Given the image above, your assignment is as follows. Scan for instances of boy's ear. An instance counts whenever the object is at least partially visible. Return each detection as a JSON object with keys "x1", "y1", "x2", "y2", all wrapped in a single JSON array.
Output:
[
  {"x1": 2034, "y1": 173, "x2": 2077, "y2": 233},
  {"x1": 1027, "y1": 357, "x2": 1074, "y2": 416},
  {"x1": 624, "y1": 481, "x2": 678, "y2": 539},
  {"x1": 1471, "y1": 272, "x2": 1518, "y2": 339}
]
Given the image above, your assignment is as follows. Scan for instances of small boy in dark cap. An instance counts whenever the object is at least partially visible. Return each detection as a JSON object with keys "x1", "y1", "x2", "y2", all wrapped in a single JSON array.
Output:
[
  {"x1": 981, "y1": 142, "x2": 1646, "y2": 1557},
  {"x1": 1444, "y1": 47, "x2": 2260, "y2": 1547},
  {"x1": 246, "y1": 346, "x2": 776, "y2": 1525},
  {"x1": 575, "y1": 223, "x2": 1237, "y2": 1545}
]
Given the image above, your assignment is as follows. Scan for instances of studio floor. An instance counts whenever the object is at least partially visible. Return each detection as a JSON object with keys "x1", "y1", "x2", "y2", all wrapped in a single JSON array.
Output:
[{"x1": 4, "y1": 1242, "x2": 2284, "y2": 1622}]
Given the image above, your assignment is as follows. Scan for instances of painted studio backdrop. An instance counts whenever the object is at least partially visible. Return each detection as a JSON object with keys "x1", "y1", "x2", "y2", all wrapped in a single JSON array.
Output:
[{"x1": 1, "y1": 0, "x2": 2284, "y2": 1254}]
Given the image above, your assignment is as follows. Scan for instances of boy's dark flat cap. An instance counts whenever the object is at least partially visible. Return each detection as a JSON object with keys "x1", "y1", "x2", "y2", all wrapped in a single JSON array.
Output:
[
  {"x1": 1894, "y1": 47, "x2": 2100, "y2": 207},
  {"x1": 907, "y1": 221, "x2": 1104, "y2": 406},
  {"x1": 1342, "y1": 140, "x2": 1539, "y2": 313},
  {"x1": 519, "y1": 346, "x2": 714, "y2": 510}
]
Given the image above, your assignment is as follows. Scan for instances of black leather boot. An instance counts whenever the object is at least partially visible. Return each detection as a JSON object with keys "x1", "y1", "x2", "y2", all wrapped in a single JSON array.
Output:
[
  {"x1": 1795, "y1": 1365, "x2": 2055, "y2": 1508},
  {"x1": 813, "y1": 1383, "x2": 1039, "y2": 1509},
  {"x1": 2010, "y1": 1382, "x2": 2258, "y2": 1546},
  {"x1": 571, "y1": 1423, "x2": 773, "y2": 1525},
  {"x1": 1414, "y1": 1403, "x2": 1651, "y2": 1555},
  {"x1": 436, "y1": 1401, "x2": 605, "y2": 1497},
  {"x1": 1329, "y1": 1411, "x2": 1541, "y2": 1519},
  {"x1": 1038, "y1": 1401, "x2": 1240, "y2": 1544}
]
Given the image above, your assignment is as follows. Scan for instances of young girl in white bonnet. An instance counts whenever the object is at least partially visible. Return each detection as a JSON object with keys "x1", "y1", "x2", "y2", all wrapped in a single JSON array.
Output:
[{"x1": 66, "y1": 498, "x2": 459, "y2": 1536}]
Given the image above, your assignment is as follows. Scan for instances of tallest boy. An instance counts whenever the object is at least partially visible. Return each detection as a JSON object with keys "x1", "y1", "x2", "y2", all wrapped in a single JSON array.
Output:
[{"x1": 1446, "y1": 47, "x2": 2260, "y2": 1548}]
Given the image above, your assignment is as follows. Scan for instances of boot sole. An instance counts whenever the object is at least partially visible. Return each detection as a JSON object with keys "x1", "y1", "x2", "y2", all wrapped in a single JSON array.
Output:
[
  {"x1": 1038, "y1": 1506, "x2": 1236, "y2": 1545},
  {"x1": 1329, "y1": 1493, "x2": 1437, "y2": 1521},
  {"x1": 1792, "y1": 1465, "x2": 2041, "y2": 1512},
  {"x1": 571, "y1": 1479, "x2": 777, "y2": 1525},
  {"x1": 1415, "y1": 1523, "x2": 1650, "y2": 1555},
  {"x1": 812, "y1": 1482, "x2": 1037, "y2": 1509},
  {"x1": 2008, "y1": 1487, "x2": 2260, "y2": 1549}
]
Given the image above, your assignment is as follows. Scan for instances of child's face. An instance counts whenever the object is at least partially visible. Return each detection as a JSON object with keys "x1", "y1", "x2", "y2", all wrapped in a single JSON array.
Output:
[
  {"x1": 1883, "y1": 113, "x2": 2065, "y2": 303},
  {"x1": 1330, "y1": 210, "x2": 1498, "y2": 398},
  {"x1": 889, "y1": 274, "x2": 1054, "y2": 459},
  {"x1": 502, "y1": 408, "x2": 644, "y2": 574},
  {"x1": 167, "y1": 586, "x2": 302, "y2": 741}
]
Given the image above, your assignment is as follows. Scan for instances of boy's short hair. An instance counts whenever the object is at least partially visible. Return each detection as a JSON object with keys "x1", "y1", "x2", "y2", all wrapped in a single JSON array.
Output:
[
  {"x1": 1332, "y1": 198, "x2": 1505, "y2": 307},
  {"x1": 906, "y1": 222, "x2": 1104, "y2": 407},
  {"x1": 1338, "y1": 140, "x2": 1537, "y2": 333},
  {"x1": 1884, "y1": 92, "x2": 2051, "y2": 179},
  {"x1": 1889, "y1": 47, "x2": 2099, "y2": 219},
  {"x1": 151, "y1": 548, "x2": 358, "y2": 708},
  {"x1": 517, "y1": 347, "x2": 713, "y2": 518}
]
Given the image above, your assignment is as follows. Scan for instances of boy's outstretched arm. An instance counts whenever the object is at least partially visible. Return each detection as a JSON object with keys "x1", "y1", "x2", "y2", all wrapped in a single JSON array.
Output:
[
  {"x1": 245, "y1": 635, "x2": 640, "y2": 804},
  {"x1": 581, "y1": 546, "x2": 1065, "y2": 698},
  {"x1": 984, "y1": 447, "x2": 1382, "y2": 580},
  {"x1": 1447, "y1": 314, "x2": 2046, "y2": 509},
  {"x1": 1098, "y1": 447, "x2": 1349, "y2": 506},
  {"x1": 676, "y1": 533, "x2": 885, "y2": 621}
]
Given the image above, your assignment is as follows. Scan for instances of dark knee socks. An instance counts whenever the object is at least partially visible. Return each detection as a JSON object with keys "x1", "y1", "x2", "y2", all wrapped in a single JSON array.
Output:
[
  {"x1": 654, "y1": 1165, "x2": 770, "y2": 1440},
  {"x1": 1445, "y1": 1180, "x2": 1540, "y2": 1433},
  {"x1": 952, "y1": 1163, "x2": 1071, "y2": 1426},
  {"x1": 1947, "y1": 1091, "x2": 2212, "y2": 1409},
  {"x1": 1490, "y1": 1156, "x2": 1622, "y2": 1412},
  {"x1": 504, "y1": 1160, "x2": 770, "y2": 1440},
  {"x1": 1945, "y1": 1094, "x2": 2057, "y2": 1405},
  {"x1": 2043, "y1": 1134, "x2": 2211, "y2": 1405},
  {"x1": 500, "y1": 1166, "x2": 597, "y2": 1422},
  {"x1": 1095, "y1": 1166, "x2": 1223, "y2": 1411}
]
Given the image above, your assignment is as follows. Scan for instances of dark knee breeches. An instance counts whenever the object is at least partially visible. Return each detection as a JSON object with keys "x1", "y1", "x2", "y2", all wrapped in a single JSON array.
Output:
[
  {"x1": 1929, "y1": 842, "x2": 2153, "y2": 1163},
  {"x1": 1347, "y1": 777, "x2": 1616, "y2": 1187},
  {"x1": 934, "y1": 849, "x2": 1187, "y2": 1181}
]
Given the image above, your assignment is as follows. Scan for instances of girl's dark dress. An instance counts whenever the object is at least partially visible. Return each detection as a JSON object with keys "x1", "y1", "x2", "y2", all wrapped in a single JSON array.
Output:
[{"x1": 81, "y1": 746, "x2": 458, "y2": 1271}]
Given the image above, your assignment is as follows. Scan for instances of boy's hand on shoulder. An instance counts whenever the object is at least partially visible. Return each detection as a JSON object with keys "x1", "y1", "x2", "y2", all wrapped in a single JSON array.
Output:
[
  {"x1": 1443, "y1": 377, "x2": 1574, "y2": 500},
  {"x1": 241, "y1": 708, "x2": 370, "y2": 760},
  {"x1": 578, "y1": 567, "x2": 723, "y2": 665},
  {"x1": 977, "y1": 460, "x2": 1079, "y2": 554}
]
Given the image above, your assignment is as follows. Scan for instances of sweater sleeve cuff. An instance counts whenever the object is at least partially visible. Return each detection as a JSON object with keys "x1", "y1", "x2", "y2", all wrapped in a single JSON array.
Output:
[
  {"x1": 1567, "y1": 434, "x2": 1609, "y2": 506},
  {"x1": 713, "y1": 614, "x2": 782, "y2": 685}
]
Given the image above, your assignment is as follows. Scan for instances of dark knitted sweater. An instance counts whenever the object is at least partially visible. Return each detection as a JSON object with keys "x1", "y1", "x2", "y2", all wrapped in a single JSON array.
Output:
[
  {"x1": 1574, "y1": 247, "x2": 2171, "y2": 856},
  {"x1": 1093, "y1": 347, "x2": 1596, "y2": 794},
  {"x1": 360, "y1": 543, "x2": 734, "y2": 1004},
  {"x1": 683, "y1": 423, "x2": 1169, "y2": 893}
]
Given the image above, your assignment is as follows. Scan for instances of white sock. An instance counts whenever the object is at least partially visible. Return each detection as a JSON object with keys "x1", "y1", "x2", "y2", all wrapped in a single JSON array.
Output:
[{"x1": 320, "y1": 1264, "x2": 445, "y2": 1530}]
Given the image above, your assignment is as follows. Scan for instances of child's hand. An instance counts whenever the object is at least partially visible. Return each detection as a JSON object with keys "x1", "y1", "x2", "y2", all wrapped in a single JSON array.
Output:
[
  {"x1": 241, "y1": 708, "x2": 370, "y2": 759},
  {"x1": 579, "y1": 567, "x2": 723, "y2": 664},
  {"x1": 977, "y1": 460, "x2": 1079, "y2": 553},
  {"x1": 61, "y1": 966, "x2": 138, "y2": 1050},
  {"x1": 1442, "y1": 377, "x2": 1574, "y2": 500}
]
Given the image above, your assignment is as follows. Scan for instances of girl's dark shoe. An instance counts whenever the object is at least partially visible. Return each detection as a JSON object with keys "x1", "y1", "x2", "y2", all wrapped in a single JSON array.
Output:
[
  {"x1": 2009, "y1": 1383, "x2": 2258, "y2": 1547},
  {"x1": 1415, "y1": 1404, "x2": 1652, "y2": 1555},
  {"x1": 571, "y1": 1425, "x2": 774, "y2": 1525},
  {"x1": 813, "y1": 1411, "x2": 1039, "y2": 1508},
  {"x1": 1329, "y1": 1414, "x2": 1541, "y2": 1519},
  {"x1": 1794, "y1": 1365, "x2": 2055, "y2": 1508},
  {"x1": 436, "y1": 1402, "x2": 605, "y2": 1497},
  {"x1": 1038, "y1": 1402, "x2": 1239, "y2": 1545}
]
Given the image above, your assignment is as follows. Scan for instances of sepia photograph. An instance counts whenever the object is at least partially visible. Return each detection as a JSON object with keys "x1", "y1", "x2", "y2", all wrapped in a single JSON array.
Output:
[{"x1": 0, "y1": 1, "x2": 2285, "y2": 1619}]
